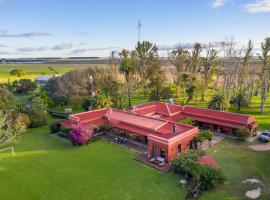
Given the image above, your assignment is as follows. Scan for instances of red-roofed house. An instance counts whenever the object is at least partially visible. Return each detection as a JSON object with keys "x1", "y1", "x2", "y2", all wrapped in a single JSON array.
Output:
[{"x1": 63, "y1": 102, "x2": 257, "y2": 162}]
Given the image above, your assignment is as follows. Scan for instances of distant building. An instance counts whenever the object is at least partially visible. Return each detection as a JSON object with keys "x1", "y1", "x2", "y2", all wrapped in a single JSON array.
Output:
[{"x1": 35, "y1": 76, "x2": 50, "y2": 83}]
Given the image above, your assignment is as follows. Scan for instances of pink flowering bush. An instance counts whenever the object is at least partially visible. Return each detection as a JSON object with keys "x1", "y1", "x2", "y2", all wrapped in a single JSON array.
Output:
[{"x1": 70, "y1": 125, "x2": 93, "y2": 146}]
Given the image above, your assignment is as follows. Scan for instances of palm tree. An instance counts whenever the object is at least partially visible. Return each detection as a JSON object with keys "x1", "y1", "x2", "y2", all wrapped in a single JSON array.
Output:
[
  {"x1": 119, "y1": 49, "x2": 134, "y2": 108},
  {"x1": 208, "y1": 93, "x2": 228, "y2": 111},
  {"x1": 230, "y1": 90, "x2": 250, "y2": 111}
]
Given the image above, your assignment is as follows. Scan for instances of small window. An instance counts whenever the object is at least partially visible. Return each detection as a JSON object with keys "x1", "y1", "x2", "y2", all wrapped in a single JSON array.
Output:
[{"x1": 178, "y1": 144, "x2": 182, "y2": 154}]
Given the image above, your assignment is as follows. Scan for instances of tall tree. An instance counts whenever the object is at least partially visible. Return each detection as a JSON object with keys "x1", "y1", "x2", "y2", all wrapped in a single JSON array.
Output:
[
  {"x1": 119, "y1": 49, "x2": 135, "y2": 107},
  {"x1": 190, "y1": 43, "x2": 203, "y2": 73},
  {"x1": 169, "y1": 48, "x2": 190, "y2": 97},
  {"x1": 260, "y1": 37, "x2": 270, "y2": 113},
  {"x1": 108, "y1": 51, "x2": 118, "y2": 80},
  {"x1": 132, "y1": 41, "x2": 160, "y2": 95},
  {"x1": 240, "y1": 40, "x2": 253, "y2": 89},
  {"x1": 200, "y1": 46, "x2": 219, "y2": 101}
]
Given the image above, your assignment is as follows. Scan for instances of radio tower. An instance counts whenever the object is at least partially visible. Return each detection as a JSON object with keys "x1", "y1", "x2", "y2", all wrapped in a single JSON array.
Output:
[{"x1": 137, "y1": 20, "x2": 142, "y2": 43}]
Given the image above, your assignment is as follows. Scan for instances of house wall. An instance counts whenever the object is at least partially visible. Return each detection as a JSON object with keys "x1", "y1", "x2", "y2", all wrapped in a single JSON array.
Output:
[{"x1": 148, "y1": 131, "x2": 197, "y2": 162}]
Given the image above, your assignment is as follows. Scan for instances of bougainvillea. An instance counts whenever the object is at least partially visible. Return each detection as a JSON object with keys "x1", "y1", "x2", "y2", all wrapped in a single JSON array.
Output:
[{"x1": 70, "y1": 125, "x2": 93, "y2": 146}]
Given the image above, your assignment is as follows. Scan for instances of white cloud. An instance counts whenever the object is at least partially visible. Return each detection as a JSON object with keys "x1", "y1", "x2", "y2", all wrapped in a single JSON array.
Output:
[
  {"x1": 245, "y1": 0, "x2": 270, "y2": 13},
  {"x1": 210, "y1": 0, "x2": 231, "y2": 8}
]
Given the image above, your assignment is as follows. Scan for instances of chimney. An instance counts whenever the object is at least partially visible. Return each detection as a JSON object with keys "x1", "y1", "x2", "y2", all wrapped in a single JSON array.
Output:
[{"x1": 173, "y1": 124, "x2": 177, "y2": 134}]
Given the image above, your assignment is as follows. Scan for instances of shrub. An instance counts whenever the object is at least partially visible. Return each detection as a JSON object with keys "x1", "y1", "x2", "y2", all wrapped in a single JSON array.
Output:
[
  {"x1": 236, "y1": 128, "x2": 250, "y2": 140},
  {"x1": 160, "y1": 86, "x2": 173, "y2": 99},
  {"x1": 10, "y1": 69, "x2": 27, "y2": 77},
  {"x1": 70, "y1": 125, "x2": 93, "y2": 146},
  {"x1": 49, "y1": 121, "x2": 60, "y2": 134},
  {"x1": 199, "y1": 165, "x2": 226, "y2": 190},
  {"x1": 29, "y1": 111, "x2": 48, "y2": 128},
  {"x1": 172, "y1": 150, "x2": 226, "y2": 191}
]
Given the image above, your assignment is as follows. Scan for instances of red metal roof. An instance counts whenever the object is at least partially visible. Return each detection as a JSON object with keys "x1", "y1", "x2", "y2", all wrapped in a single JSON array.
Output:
[
  {"x1": 181, "y1": 106, "x2": 255, "y2": 129},
  {"x1": 68, "y1": 107, "x2": 198, "y2": 141}
]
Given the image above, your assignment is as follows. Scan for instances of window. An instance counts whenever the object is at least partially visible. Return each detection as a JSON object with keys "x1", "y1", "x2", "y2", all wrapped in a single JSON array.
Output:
[{"x1": 178, "y1": 144, "x2": 182, "y2": 154}]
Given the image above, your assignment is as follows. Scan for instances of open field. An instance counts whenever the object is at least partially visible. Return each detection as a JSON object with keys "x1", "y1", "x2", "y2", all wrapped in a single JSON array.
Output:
[
  {"x1": 0, "y1": 125, "x2": 269, "y2": 200},
  {"x1": 0, "y1": 64, "x2": 106, "y2": 83}
]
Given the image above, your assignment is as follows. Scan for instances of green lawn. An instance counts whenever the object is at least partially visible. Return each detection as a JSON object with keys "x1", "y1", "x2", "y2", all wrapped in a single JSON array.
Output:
[
  {"x1": 202, "y1": 139, "x2": 270, "y2": 200},
  {"x1": 1, "y1": 126, "x2": 270, "y2": 200},
  {"x1": 0, "y1": 126, "x2": 184, "y2": 200}
]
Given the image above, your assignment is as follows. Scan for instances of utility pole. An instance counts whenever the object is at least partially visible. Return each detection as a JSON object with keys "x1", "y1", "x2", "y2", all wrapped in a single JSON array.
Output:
[{"x1": 137, "y1": 20, "x2": 142, "y2": 43}]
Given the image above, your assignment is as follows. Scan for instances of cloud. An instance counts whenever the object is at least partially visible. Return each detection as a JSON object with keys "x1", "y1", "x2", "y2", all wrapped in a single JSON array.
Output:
[
  {"x1": 79, "y1": 32, "x2": 89, "y2": 35},
  {"x1": 69, "y1": 49, "x2": 88, "y2": 55},
  {"x1": 0, "y1": 51, "x2": 11, "y2": 55},
  {"x1": 52, "y1": 43, "x2": 73, "y2": 50},
  {"x1": 17, "y1": 46, "x2": 47, "y2": 52},
  {"x1": 0, "y1": 30, "x2": 51, "y2": 38},
  {"x1": 245, "y1": 0, "x2": 270, "y2": 13},
  {"x1": 210, "y1": 0, "x2": 231, "y2": 8}
]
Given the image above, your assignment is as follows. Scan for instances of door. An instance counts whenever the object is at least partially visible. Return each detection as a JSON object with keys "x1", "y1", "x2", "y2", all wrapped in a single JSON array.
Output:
[{"x1": 153, "y1": 146, "x2": 158, "y2": 157}]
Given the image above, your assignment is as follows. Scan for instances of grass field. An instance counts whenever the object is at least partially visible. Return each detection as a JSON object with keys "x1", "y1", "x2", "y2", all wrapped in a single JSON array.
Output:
[
  {"x1": 0, "y1": 64, "x2": 95, "y2": 83},
  {"x1": 0, "y1": 126, "x2": 269, "y2": 200},
  {"x1": 0, "y1": 126, "x2": 184, "y2": 200}
]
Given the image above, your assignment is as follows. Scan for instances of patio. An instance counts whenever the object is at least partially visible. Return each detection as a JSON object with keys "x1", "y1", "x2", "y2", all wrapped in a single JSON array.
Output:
[{"x1": 133, "y1": 154, "x2": 174, "y2": 173}]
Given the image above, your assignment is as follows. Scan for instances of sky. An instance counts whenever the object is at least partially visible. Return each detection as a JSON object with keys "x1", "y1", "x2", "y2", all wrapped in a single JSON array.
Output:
[{"x1": 0, "y1": 0, "x2": 269, "y2": 58}]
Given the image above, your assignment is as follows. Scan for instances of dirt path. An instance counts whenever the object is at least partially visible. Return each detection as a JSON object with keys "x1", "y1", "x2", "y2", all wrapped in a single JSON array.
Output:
[{"x1": 248, "y1": 143, "x2": 270, "y2": 152}]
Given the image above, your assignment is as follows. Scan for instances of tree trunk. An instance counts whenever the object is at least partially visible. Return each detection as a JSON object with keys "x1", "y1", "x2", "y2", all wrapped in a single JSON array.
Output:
[{"x1": 260, "y1": 78, "x2": 267, "y2": 113}]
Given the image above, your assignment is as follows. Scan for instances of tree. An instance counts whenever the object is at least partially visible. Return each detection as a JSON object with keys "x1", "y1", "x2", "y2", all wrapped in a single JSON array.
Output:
[
  {"x1": 200, "y1": 46, "x2": 219, "y2": 101},
  {"x1": 195, "y1": 130, "x2": 214, "y2": 149},
  {"x1": 14, "y1": 79, "x2": 37, "y2": 93},
  {"x1": 240, "y1": 40, "x2": 253, "y2": 88},
  {"x1": 230, "y1": 90, "x2": 250, "y2": 111},
  {"x1": 119, "y1": 49, "x2": 135, "y2": 107},
  {"x1": 0, "y1": 86, "x2": 12, "y2": 109},
  {"x1": 95, "y1": 94, "x2": 113, "y2": 109},
  {"x1": 172, "y1": 150, "x2": 226, "y2": 191},
  {"x1": 0, "y1": 111, "x2": 27, "y2": 147},
  {"x1": 208, "y1": 93, "x2": 228, "y2": 111},
  {"x1": 132, "y1": 41, "x2": 160, "y2": 95},
  {"x1": 260, "y1": 37, "x2": 270, "y2": 113},
  {"x1": 169, "y1": 48, "x2": 190, "y2": 97},
  {"x1": 10, "y1": 69, "x2": 27, "y2": 77},
  {"x1": 108, "y1": 51, "x2": 118, "y2": 80},
  {"x1": 28, "y1": 97, "x2": 48, "y2": 128}
]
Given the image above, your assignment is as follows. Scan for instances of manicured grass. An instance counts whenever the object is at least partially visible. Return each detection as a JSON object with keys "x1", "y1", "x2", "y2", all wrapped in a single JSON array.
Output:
[
  {"x1": 1, "y1": 126, "x2": 270, "y2": 200},
  {"x1": 0, "y1": 126, "x2": 184, "y2": 200},
  {"x1": 202, "y1": 139, "x2": 270, "y2": 200}
]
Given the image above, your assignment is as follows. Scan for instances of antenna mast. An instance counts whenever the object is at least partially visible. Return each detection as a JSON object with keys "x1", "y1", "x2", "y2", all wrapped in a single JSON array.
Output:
[{"x1": 137, "y1": 20, "x2": 142, "y2": 43}]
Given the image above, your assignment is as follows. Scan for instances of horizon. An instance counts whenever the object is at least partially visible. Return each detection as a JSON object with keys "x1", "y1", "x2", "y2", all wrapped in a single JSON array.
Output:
[{"x1": 0, "y1": 0, "x2": 270, "y2": 58}]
